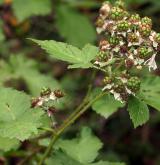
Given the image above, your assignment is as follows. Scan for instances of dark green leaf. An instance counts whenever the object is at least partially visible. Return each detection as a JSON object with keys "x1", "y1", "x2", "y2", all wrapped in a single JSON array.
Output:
[
  {"x1": 127, "y1": 96, "x2": 149, "y2": 128},
  {"x1": 56, "y1": 5, "x2": 96, "y2": 47}
]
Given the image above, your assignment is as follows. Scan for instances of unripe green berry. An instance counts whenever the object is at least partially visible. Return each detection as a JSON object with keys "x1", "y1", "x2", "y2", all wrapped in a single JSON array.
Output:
[
  {"x1": 115, "y1": 0, "x2": 125, "y2": 9},
  {"x1": 97, "y1": 51, "x2": 108, "y2": 61},
  {"x1": 110, "y1": 7, "x2": 124, "y2": 20},
  {"x1": 141, "y1": 17, "x2": 152, "y2": 27},
  {"x1": 114, "y1": 80, "x2": 125, "y2": 93},
  {"x1": 103, "y1": 76, "x2": 113, "y2": 84},
  {"x1": 41, "y1": 87, "x2": 51, "y2": 97},
  {"x1": 129, "y1": 14, "x2": 140, "y2": 23},
  {"x1": 117, "y1": 21, "x2": 130, "y2": 31},
  {"x1": 155, "y1": 33, "x2": 160, "y2": 43},
  {"x1": 139, "y1": 23, "x2": 151, "y2": 37},
  {"x1": 127, "y1": 77, "x2": 141, "y2": 92},
  {"x1": 109, "y1": 36, "x2": 119, "y2": 45},
  {"x1": 138, "y1": 46, "x2": 152, "y2": 59}
]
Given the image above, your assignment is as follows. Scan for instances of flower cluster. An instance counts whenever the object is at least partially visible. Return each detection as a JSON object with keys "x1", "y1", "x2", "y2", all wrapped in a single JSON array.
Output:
[
  {"x1": 95, "y1": 0, "x2": 159, "y2": 102},
  {"x1": 31, "y1": 88, "x2": 64, "y2": 117},
  {"x1": 103, "y1": 74, "x2": 141, "y2": 102}
]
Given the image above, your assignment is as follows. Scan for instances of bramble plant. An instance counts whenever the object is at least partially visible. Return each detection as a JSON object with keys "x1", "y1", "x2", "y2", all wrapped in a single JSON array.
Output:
[{"x1": 0, "y1": 0, "x2": 160, "y2": 165}]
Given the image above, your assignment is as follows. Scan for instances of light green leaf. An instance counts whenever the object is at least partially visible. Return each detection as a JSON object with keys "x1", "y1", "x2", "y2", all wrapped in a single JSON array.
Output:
[
  {"x1": 24, "y1": 72, "x2": 60, "y2": 96},
  {"x1": 55, "y1": 127, "x2": 103, "y2": 164},
  {"x1": 0, "y1": 88, "x2": 44, "y2": 141},
  {"x1": 141, "y1": 76, "x2": 160, "y2": 111},
  {"x1": 12, "y1": 0, "x2": 52, "y2": 22},
  {"x1": 0, "y1": 55, "x2": 59, "y2": 96},
  {"x1": 46, "y1": 151, "x2": 126, "y2": 165},
  {"x1": 0, "y1": 29, "x2": 4, "y2": 41},
  {"x1": 92, "y1": 93, "x2": 124, "y2": 118},
  {"x1": 65, "y1": 0, "x2": 100, "y2": 8},
  {"x1": 0, "y1": 136, "x2": 19, "y2": 152},
  {"x1": 31, "y1": 39, "x2": 98, "y2": 69},
  {"x1": 90, "y1": 161, "x2": 125, "y2": 165},
  {"x1": 46, "y1": 151, "x2": 82, "y2": 165},
  {"x1": 127, "y1": 96, "x2": 149, "y2": 128},
  {"x1": 56, "y1": 5, "x2": 96, "y2": 47},
  {"x1": 0, "y1": 0, "x2": 3, "y2": 5}
]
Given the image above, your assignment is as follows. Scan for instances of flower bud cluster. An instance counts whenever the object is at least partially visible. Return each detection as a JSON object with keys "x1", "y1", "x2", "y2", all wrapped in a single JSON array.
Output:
[
  {"x1": 95, "y1": 0, "x2": 159, "y2": 102},
  {"x1": 95, "y1": 0, "x2": 159, "y2": 71},
  {"x1": 31, "y1": 88, "x2": 64, "y2": 117}
]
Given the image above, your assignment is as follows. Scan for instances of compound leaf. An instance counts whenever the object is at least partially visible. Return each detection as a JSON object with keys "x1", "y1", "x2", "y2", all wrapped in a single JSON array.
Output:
[{"x1": 31, "y1": 39, "x2": 98, "y2": 69}]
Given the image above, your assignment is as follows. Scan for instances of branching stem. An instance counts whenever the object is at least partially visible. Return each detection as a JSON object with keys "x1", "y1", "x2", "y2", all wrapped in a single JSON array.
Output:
[{"x1": 38, "y1": 91, "x2": 106, "y2": 165}]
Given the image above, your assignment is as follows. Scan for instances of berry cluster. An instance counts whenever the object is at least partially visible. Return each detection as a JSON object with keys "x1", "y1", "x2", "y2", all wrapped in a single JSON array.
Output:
[
  {"x1": 103, "y1": 74, "x2": 141, "y2": 102},
  {"x1": 31, "y1": 88, "x2": 64, "y2": 117},
  {"x1": 96, "y1": 0, "x2": 159, "y2": 71},
  {"x1": 95, "y1": 0, "x2": 159, "y2": 102}
]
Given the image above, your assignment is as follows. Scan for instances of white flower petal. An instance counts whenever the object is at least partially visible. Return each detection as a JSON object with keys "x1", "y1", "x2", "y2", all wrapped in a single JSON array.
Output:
[{"x1": 144, "y1": 54, "x2": 157, "y2": 71}]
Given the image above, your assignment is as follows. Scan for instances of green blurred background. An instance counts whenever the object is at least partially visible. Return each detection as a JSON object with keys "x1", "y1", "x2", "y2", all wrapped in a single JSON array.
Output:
[{"x1": 0, "y1": 0, "x2": 160, "y2": 165}]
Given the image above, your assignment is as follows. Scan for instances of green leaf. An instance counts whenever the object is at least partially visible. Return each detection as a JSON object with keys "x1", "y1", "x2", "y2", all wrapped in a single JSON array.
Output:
[
  {"x1": 0, "y1": 55, "x2": 59, "y2": 96},
  {"x1": 141, "y1": 76, "x2": 160, "y2": 111},
  {"x1": 0, "y1": 136, "x2": 19, "y2": 152},
  {"x1": 46, "y1": 151, "x2": 126, "y2": 165},
  {"x1": 0, "y1": 21, "x2": 5, "y2": 42},
  {"x1": 12, "y1": 0, "x2": 52, "y2": 22},
  {"x1": 0, "y1": 0, "x2": 3, "y2": 5},
  {"x1": 92, "y1": 93, "x2": 124, "y2": 118},
  {"x1": 46, "y1": 151, "x2": 82, "y2": 165},
  {"x1": 24, "y1": 72, "x2": 60, "y2": 96},
  {"x1": 127, "y1": 96, "x2": 149, "y2": 128},
  {"x1": 31, "y1": 39, "x2": 98, "y2": 69},
  {"x1": 0, "y1": 87, "x2": 44, "y2": 141},
  {"x1": 90, "y1": 161, "x2": 125, "y2": 165},
  {"x1": 65, "y1": 0, "x2": 100, "y2": 8},
  {"x1": 55, "y1": 127, "x2": 103, "y2": 164},
  {"x1": 56, "y1": 5, "x2": 96, "y2": 47}
]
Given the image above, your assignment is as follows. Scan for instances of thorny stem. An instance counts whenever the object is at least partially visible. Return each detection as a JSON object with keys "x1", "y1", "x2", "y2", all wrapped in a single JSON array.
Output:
[{"x1": 38, "y1": 91, "x2": 106, "y2": 165}]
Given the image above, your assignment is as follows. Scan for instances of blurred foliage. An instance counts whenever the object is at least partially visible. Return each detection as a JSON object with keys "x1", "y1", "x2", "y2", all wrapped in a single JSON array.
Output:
[{"x1": 0, "y1": 0, "x2": 160, "y2": 165}]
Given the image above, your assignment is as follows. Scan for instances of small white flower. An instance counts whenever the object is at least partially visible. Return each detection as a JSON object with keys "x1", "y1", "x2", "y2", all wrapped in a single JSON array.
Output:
[
  {"x1": 100, "y1": 3, "x2": 111, "y2": 19},
  {"x1": 128, "y1": 31, "x2": 143, "y2": 47},
  {"x1": 110, "y1": 90, "x2": 123, "y2": 103},
  {"x1": 128, "y1": 54, "x2": 134, "y2": 60},
  {"x1": 37, "y1": 98, "x2": 44, "y2": 107},
  {"x1": 149, "y1": 31, "x2": 159, "y2": 48},
  {"x1": 144, "y1": 53, "x2": 157, "y2": 71},
  {"x1": 96, "y1": 27, "x2": 103, "y2": 34},
  {"x1": 125, "y1": 87, "x2": 135, "y2": 95},
  {"x1": 49, "y1": 92, "x2": 57, "y2": 101},
  {"x1": 94, "y1": 61, "x2": 109, "y2": 67},
  {"x1": 113, "y1": 46, "x2": 120, "y2": 52},
  {"x1": 102, "y1": 83, "x2": 114, "y2": 91},
  {"x1": 135, "y1": 58, "x2": 144, "y2": 65}
]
